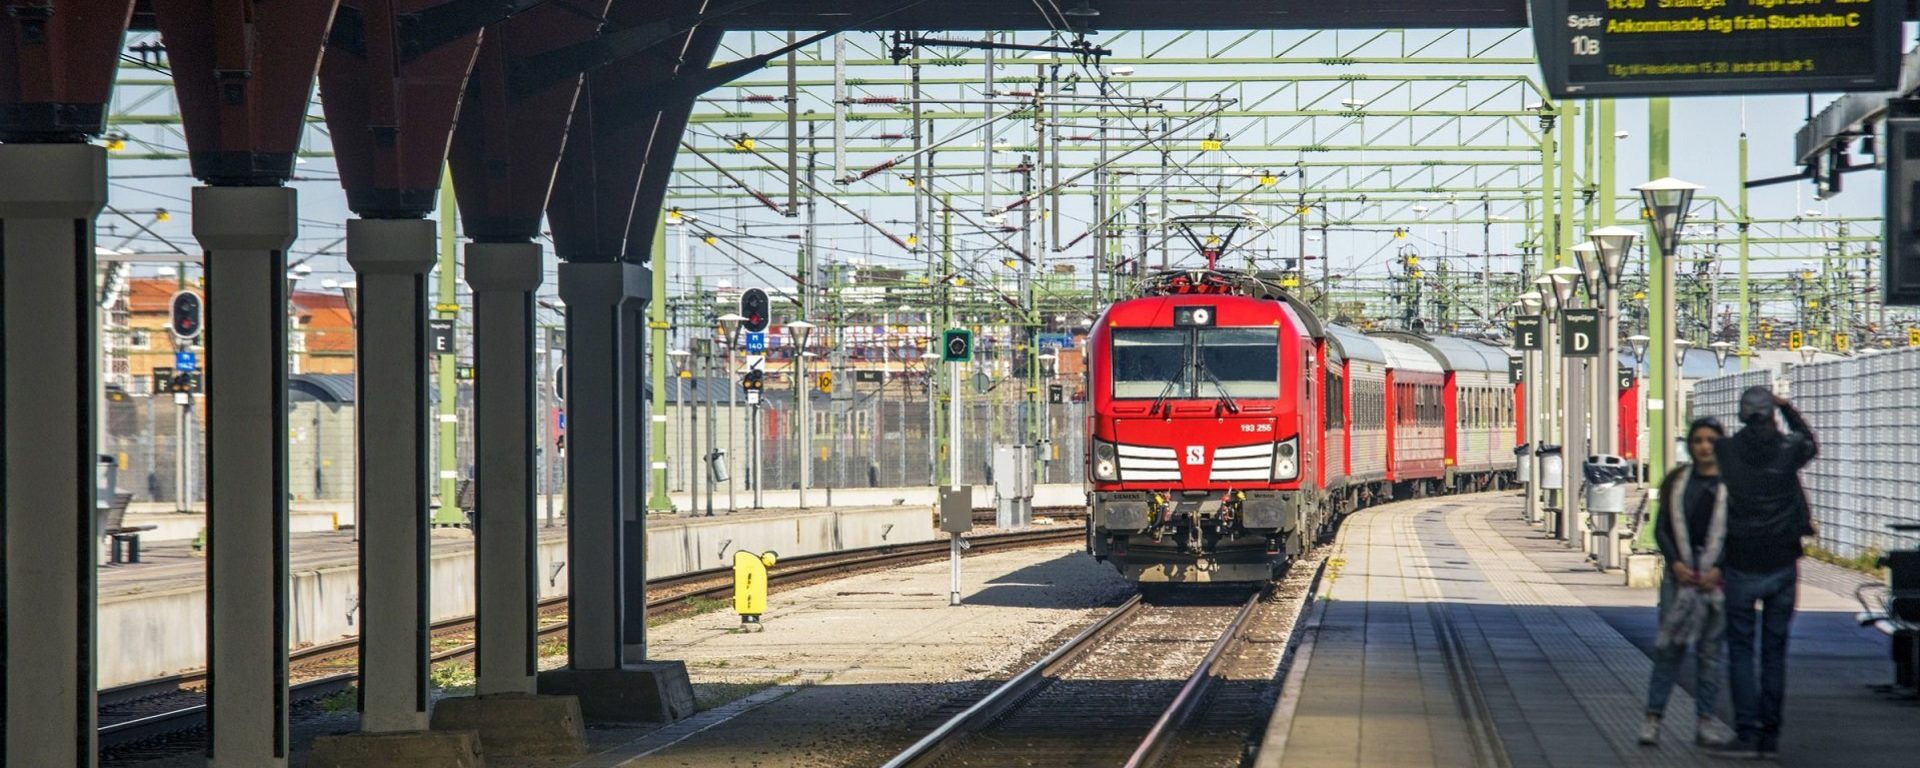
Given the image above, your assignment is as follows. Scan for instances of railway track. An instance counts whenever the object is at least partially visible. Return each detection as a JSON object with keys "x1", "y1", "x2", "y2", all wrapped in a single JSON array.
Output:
[
  {"x1": 881, "y1": 584, "x2": 1267, "y2": 768},
  {"x1": 99, "y1": 524, "x2": 1082, "y2": 753}
]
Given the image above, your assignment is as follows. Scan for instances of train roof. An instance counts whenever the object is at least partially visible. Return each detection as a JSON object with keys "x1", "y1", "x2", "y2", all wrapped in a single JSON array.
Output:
[
  {"x1": 1421, "y1": 336, "x2": 1510, "y2": 374},
  {"x1": 1371, "y1": 335, "x2": 1443, "y2": 374},
  {"x1": 1325, "y1": 325, "x2": 1385, "y2": 364}
]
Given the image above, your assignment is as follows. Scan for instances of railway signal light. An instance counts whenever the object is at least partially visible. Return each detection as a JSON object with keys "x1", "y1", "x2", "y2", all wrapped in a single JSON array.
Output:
[
  {"x1": 169, "y1": 290, "x2": 202, "y2": 339},
  {"x1": 740, "y1": 288, "x2": 770, "y2": 333},
  {"x1": 942, "y1": 328, "x2": 973, "y2": 362}
]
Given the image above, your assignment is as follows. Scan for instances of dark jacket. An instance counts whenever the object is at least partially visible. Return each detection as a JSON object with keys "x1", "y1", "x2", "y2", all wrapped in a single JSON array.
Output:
[
  {"x1": 1714, "y1": 405, "x2": 1817, "y2": 571},
  {"x1": 1654, "y1": 469, "x2": 1721, "y2": 568}
]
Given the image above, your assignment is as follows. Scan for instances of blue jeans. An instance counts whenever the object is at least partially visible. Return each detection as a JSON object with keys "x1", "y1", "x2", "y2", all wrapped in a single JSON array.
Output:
[
  {"x1": 1646, "y1": 573, "x2": 1725, "y2": 718},
  {"x1": 1724, "y1": 564, "x2": 1797, "y2": 740}
]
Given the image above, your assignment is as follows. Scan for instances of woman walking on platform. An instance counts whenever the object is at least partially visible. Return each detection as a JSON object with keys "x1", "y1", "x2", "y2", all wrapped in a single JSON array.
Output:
[{"x1": 1640, "y1": 417, "x2": 1733, "y2": 748}]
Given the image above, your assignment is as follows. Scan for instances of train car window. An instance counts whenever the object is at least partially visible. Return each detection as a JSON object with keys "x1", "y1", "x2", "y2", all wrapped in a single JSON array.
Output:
[
  {"x1": 1110, "y1": 329, "x2": 1189, "y2": 398},
  {"x1": 1325, "y1": 371, "x2": 1343, "y2": 428},
  {"x1": 1196, "y1": 327, "x2": 1281, "y2": 399}
]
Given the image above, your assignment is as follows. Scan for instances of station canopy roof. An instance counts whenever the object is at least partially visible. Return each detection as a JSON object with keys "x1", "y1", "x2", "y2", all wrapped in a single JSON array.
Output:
[
  {"x1": 723, "y1": 1, "x2": 1528, "y2": 30},
  {"x1": 125, "y1": 2, "x2": 1528, "y2": 33}
]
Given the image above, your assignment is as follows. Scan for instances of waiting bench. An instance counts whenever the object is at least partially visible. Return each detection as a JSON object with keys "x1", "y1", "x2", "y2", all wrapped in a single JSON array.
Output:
[{"x1": 98, "y1": 492, "x2": 157, "y2": 564}]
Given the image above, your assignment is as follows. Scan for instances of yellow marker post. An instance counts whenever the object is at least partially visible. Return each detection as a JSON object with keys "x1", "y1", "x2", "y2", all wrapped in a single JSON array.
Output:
[{"x1": 733, "y1": 550, "x2": 778, "y2": 625}]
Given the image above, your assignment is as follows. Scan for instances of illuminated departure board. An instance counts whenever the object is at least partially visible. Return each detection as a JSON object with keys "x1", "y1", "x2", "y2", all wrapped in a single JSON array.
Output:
[{"x1": 1532, "y1": 0, "x2": 1903, "y2": 98}]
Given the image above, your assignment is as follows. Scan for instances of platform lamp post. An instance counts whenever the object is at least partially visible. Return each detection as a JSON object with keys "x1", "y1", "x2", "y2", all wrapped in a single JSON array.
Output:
[
  {"x1": 1532, "y1": 277, "x2": 1560, "y2": 530},
  {"x1": 667, "y1": 349, "x2": 690, "y2": 502},
  {"x1": 1589, "y1": 226, "x2": 1638, "y2": 457},
  {"x1": 1571, "y1": 242, "x2": 1607, "y2": 456},
  {"x1": 788, "y1": 320, "x2": 816, "y2": 509},
  {"x1": 1038, "y1": 352, "x2": 1058, "y2": 477},
  {"x1": 1546, "y1": 266, "x2": 1582, "y2": 543},
  {"x1": 717, "y1": 313, "x2": 745, "y2": 515},
  {"x1": 1518, "y1": 289, "x2": 1545, "y2": 528},
  {"x1": 922, "y1": 348, "x2": 942, "y2": 485},
  {"x1": 1634, "y1": 176, "x2": 1702, "y2": 504}
]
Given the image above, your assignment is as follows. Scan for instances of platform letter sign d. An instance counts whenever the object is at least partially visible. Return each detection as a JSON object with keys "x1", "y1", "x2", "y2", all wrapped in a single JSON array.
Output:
[
  {"x1": 1560, "y1": 309, "x2": 1599, "y2": 358},
  {"x1": 1514, "y1": 316, "x2": 1543, "y2": 351}
]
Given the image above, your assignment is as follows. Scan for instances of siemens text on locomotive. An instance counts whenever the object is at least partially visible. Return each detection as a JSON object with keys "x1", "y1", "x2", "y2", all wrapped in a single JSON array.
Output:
[{"x1": 1084, "y1": 269, "x2": 1523, "y2": 582}]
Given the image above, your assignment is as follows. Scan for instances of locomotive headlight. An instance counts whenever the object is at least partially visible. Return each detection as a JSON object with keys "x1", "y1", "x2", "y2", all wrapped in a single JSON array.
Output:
[
  {"x1": 1271, "y1": 437, "x2": 1299, "y2": 481},
  {"x1": 1093, "y1": 439, "x2": 1120, "y2": 482}
]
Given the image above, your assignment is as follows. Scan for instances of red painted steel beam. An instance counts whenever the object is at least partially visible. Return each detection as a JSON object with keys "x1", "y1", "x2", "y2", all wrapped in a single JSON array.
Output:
[
  {"x1": 546, "y1": 0, "x2": 712, "y2": 263},
  {"x1": 447, "y1": 2, "x2": 607, "y2": 243},
  {"x1": 623, "y1": 26, "x2": 720, "y2": 260},
  {"x1": 0, "y1": 0, "x2": 136, "y2": 141},
  {"x1": 149, "y1": 1, "x2": 339, "y2": 185},
  {"x1": 320, "y1": 0, "x2": 482, "y2": 218}
]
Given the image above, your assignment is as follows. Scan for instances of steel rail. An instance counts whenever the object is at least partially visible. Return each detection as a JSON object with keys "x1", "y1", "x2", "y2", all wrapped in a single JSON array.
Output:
[
  {"x1": 879, "y1": 592, "x2": 1148, "y2": 768},
  {"x1": 1123, "y1": 588, "x2": 1265, "y2": 768},
  {"x1": 100, "y1": 526, "x2": 1081, "y2": 749}
]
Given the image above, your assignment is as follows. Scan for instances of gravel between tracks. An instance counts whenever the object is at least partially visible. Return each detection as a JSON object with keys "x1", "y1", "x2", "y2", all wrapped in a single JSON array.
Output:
[{"x1": 615, "y1": 542, "x2": 1134, "y2": 768}]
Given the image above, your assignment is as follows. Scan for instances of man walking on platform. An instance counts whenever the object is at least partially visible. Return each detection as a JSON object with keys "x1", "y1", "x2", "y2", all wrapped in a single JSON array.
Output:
[{"x1": 1710, "y1": 386, "x2": 1817, "y2": 759}]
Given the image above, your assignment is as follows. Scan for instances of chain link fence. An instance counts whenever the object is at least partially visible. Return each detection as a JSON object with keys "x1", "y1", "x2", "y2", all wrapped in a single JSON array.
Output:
[{"x1": 106, "y1": 375, "x2": 1085, "y2": 507}]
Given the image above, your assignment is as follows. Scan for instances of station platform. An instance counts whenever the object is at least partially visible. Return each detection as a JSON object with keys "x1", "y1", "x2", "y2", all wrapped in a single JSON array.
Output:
[
  {"x1": 1259, "y1": 493, "x2": 1910, "y2": 768},
  {"x1": 96, "y1": 501, "x2": 939, "y2": 688}
]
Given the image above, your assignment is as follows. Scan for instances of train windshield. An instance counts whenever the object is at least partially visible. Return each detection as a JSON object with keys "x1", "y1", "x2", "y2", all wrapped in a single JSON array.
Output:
[
  {"x1": 1110, "y1": 329, "x2": 1189, "y2": 398},
  {"x1": 1196, "y1": 327, "x2": 1280, "y2": 399},
  {"x1": 1109, "y1": 326, "x2": 1280, "y2": 400}
]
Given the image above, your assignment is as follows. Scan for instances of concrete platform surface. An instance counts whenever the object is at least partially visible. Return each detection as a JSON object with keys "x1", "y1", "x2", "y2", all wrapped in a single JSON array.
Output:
[
  {"x1": 95, "y1": 502, "x2": 939, "y2": 687},
  {"x1": 1258, "y1": 492, "x2": 1910, "y2": 768}
]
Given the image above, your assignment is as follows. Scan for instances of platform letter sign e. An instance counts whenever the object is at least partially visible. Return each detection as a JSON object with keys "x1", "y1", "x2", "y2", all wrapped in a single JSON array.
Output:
[
  {"x1": 1561, "y1": 309, "x2": 1599, "y2": 358},
  {"x1": 428, "y1": 319, "x2": 455, "y2": 355},
  {"x1": 1514, "y1": 316, "x2": 1543, "y2": 351}
]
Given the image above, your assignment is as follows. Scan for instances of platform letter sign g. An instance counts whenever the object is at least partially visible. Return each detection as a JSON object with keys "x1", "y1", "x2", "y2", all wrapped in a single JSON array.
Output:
[{"x1": 1186, "y1": 445, "x2": 1205, "y2": 466}]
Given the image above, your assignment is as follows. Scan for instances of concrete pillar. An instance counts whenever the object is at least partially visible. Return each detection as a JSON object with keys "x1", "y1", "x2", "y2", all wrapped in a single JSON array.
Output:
[
  {"x1": 430, "y1": 242, "x2": 585, "y2": 758},
  {"x1": 0, "y1": 142, "x2": 105, "y2": 768},
  {"x1": 195, "y1": 185, "x2": 297, "y2": 768},
  {"x1": 345, "y1": 218, "x2": 436, "y2": 732},
  {"x1": 554, "y1": 261, "x2": 643, "y2": 668},
  {"x1": 540, "y1": 260, "x2": 693, "y2": 722},
  {"x1": 465, "y1": 242, "x2": 541, "y2": 695}
]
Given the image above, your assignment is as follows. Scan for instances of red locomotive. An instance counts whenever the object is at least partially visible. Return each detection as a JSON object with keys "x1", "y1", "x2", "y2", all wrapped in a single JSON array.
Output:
[{"x1": 1085, "y1": 269, "x2": 1519, "y2": 582}]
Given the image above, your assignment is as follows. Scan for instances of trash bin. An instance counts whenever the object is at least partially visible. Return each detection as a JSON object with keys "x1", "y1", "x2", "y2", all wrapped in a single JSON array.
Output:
[
  {"x1": 1582, "y1": 455, "x2": 1631, "y2": 529},
  {"x1": 1513, "y1": 443, "x2": 1532, "y2": 483},
  {"x1": 1536, "y1": 444, "x2": 1563, "y2": 490},
  {"x1": 1584, "y1": 454, "x2": 1633, "y2": 571}
]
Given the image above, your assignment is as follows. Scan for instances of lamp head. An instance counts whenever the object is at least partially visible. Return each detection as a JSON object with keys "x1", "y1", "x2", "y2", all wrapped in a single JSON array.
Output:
[
  {"x1": 1588, "y1": 225, "x2": 1638, "y2": 287},
  {"x1": 1633, "y1": 177, "x2": 1702, "y2": 254},
  {"x1": 1674, "y1": 338, "x2": 1693, "y2": 368},
  {"x1": 1569, "y1": 242, "x2": 1601, "y2": 292},
  {"x1": 1546, "y1": 266, "x2": 1581, "y2": 306},
  {"x1": 1626, "y1": 334, "x2": 1650, "y2": 363},
  {"x1": 1516, "y1": 291, "x2": 1543, "y2": 315},
  {"x1": 1798, "y1": 345, "x2": 1818, "y2": 363},
  {"x1": 1710, "y1": 340, "x2": 1732, "y2": 368},
  {"x1": 1532, "y1": 276, "x2": 1557, "y2": 313}
]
